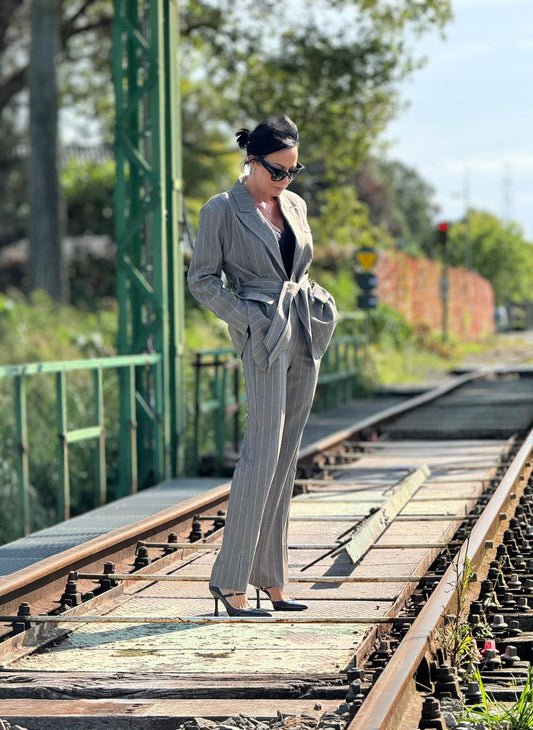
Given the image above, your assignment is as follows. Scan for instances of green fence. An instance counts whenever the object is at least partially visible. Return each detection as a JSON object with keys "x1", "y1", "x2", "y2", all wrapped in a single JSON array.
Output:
[
  {"x1": 0, "y1": 353, "x2": 162, "y2": 540},
  {"x1": 0, "y1": 316, "x2": 366, "y2": 542},
  {"x1": 192, "y1": 315, "x2": 366, "y2": 474}
]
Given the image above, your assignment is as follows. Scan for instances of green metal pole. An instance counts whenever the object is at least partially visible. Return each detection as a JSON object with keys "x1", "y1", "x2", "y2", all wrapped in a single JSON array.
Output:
[
  {"x1": 113, "y1": 0, "x2": 185, "y2": 490},
  {"x1": 164, "y1": 0, "x2": 186, "y2": 477},
  {"x1": 94, "y1": 368, "x2": 107, "y2": 506},
  {"x1": 118, "y1": 364, "x2": 137, "y2": 497},
  {"x1": 56, "y1": 371, "x2": 70, "y2": 521},
  {"x1": 15, "y1": 375, "x2": 30, "y2": 536},
  {"x1": 149, "y1": 0, "x2": 171, "y2": 480}
]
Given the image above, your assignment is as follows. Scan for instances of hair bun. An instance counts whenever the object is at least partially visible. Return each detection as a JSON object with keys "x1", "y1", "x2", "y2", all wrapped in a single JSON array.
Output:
[{"x1": 235, "y1": 128, "x2": 251, "y2": 150}]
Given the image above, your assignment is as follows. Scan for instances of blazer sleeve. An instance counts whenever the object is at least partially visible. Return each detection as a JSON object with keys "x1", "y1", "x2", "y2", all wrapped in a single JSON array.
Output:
[{"x1": 187, "y1": 198, "x2": 249, "y2": 331}]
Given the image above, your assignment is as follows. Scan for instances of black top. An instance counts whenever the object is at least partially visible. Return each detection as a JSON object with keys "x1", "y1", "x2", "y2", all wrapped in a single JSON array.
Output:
[
  {"x1": 264, "y1": 215, "x2": 296, "y2": 278},
  {"x1": 278, "y1": 222, "x2": 296, "y2": 278}
]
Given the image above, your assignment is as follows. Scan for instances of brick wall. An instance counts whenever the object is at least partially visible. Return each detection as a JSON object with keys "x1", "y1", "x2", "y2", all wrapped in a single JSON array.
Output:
[{"x1": 376, "y1": 250, "x2": 495, "y2": 340}]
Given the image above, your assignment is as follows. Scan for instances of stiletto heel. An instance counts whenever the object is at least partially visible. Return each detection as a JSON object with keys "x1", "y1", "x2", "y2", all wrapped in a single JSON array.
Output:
[
  {"x1": 258, "y1": 587, "x2": 308, "y2": 612},
  {"x1": 256, "y1": 587, "x2": 261, "y2": 610},
  {"x1": 209, "y1": 585, "x2": 271, "y2": 617}
]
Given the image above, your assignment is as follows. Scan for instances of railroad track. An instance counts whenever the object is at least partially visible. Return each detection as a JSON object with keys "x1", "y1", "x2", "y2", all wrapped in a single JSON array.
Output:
[{"x1": 1, "y1": 366, "x2": 533, "y2": 730}]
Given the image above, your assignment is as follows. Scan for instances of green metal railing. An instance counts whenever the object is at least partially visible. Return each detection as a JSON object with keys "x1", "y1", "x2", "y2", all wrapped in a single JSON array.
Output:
[
  {"x1": 192, "y1": 348, "x2": 245, "y2": 475},
  {"x1": 313, "y1": 333, "x2": 363, "y2": 411},
  {"x1": 1, "y1": 319, "x2": 366, "y2": 539},
  {"x1": 0, "y1": 353, "x2": 162, "y2": 538},
  {"x1": 191, "y1": 317, "x2": 366, "y2": 474}
]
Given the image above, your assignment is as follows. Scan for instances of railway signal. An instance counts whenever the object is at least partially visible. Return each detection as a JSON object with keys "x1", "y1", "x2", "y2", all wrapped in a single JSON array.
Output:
[
  {"x1": 438, "y1": 221, "x2": 449, "y2": 251},
  {"x1": 355, "y1": 247, "x2": 378, "y2": 310},
  {"x1": 356, "y1": 271, "x2": 378, "y2": 309}
]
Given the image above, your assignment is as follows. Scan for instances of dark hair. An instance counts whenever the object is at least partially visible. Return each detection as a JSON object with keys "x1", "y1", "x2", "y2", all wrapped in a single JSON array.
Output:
[{"x1": 236, "y1": 115, "x2": 299, "y2": 157}]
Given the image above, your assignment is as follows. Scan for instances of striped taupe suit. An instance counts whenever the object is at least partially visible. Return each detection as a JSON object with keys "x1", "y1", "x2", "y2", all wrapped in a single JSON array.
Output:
[{"x1": 188, "y1": 179, "x2": 337, "y2": 591}]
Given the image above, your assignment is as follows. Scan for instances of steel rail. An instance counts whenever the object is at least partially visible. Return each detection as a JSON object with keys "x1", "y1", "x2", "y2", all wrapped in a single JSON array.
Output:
[
  {"x1": 348, "y1": 426, "x2": 533, "y2": 730},
  {"x1": 0, "y1": 483, "x2": 230, "y2": 604},
  {"x1": 298, "y1": 366, "x2": 497, "y2": 463}
]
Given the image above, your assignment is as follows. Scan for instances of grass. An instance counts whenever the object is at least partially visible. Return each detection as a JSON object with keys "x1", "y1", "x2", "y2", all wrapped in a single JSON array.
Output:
[
  {"x1": 460, "y1": 667, "x2": 533, "y2": 729},
  {"x1": 372, "y1": 331, "x2": 533, "y2": 388}
]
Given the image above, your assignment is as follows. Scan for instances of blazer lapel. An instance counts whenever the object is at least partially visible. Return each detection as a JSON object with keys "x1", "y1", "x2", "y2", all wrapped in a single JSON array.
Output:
[{"x1": 229, "y1": 180, "x2": 284, "y2": 265}]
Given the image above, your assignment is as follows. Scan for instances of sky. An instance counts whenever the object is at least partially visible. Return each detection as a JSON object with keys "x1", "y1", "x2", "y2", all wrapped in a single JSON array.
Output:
[{"x1": 381, "y1": 0, "x2": 533, "y2": 239}]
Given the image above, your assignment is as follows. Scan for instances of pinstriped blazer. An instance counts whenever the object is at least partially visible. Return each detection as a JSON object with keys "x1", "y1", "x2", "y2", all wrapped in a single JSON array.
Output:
[{"x1": 188, "y1": 179, "x2": 337, "y2": 370}]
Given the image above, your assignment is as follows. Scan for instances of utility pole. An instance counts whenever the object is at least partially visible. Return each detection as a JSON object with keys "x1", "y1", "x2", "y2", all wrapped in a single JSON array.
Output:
[
  {"x1": 463, "y1": 170, "x2": 472, "y2": 270},
  {"x1": 438, "y1": 222, "x2": 449, "y2": 342}
]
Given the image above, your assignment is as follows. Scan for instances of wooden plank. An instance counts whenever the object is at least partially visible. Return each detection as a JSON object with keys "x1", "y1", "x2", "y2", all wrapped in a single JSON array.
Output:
[
  {"x1": 342, "y1": 465, "x2": 430, "y2": 564},
  {"x1": 0, "y1": 671, "x2": 343, "y2": 699},
  {"x1": 0, "y1": 698, "x2": 342, "y2": 730}
]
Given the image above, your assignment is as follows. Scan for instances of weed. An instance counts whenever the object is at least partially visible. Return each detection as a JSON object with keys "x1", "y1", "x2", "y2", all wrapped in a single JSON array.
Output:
[
  {"x1": 460, "y1": 666, "x2": 533, "y2": 729},
  {"x1": 436, "y1": 551, "x2": 488, "y2": 675}
]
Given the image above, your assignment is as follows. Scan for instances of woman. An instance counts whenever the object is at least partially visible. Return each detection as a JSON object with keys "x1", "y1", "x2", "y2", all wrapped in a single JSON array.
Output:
[{"x1": 188, "y1": 115, "x2": 337, "y2": 616}]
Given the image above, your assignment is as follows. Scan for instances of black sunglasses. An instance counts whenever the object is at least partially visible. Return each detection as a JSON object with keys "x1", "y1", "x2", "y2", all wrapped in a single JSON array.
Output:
[{"x1": 253, "y1": 156, "x2": 304, "y2": 182}]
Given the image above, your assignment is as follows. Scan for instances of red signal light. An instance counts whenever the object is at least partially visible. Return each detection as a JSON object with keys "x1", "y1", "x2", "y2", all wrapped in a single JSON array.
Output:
[{"x1": 438, "y1": 222, "x2": 449, "y2": 232}]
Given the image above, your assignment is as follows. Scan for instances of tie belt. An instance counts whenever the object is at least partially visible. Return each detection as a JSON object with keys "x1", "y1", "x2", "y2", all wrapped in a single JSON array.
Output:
[
  {"x1": 238, "y1": 276, "x2": 310, "y2": 300},
  {"x1": 237, "y1": 276, "x2": 312, "y2": 367}
]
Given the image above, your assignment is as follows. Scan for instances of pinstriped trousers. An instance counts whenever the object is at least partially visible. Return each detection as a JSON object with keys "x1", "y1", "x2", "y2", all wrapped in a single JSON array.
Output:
[{"x1": 210, "y1": 308, "x2": 320, "y2": 592}]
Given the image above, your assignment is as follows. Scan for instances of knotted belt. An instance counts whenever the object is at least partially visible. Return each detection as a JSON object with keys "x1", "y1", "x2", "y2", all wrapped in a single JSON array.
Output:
[{"x1": 238, "y1": 276, "x2": 313, "y2": 368}]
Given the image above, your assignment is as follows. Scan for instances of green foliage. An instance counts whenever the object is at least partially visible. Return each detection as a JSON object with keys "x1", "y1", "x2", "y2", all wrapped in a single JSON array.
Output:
[
  {"x1": 0, "y1": 147, "x2": 27, "y2": 248},
  {"x1": 0, "y1": 0, "x2": 453, "y2": 296},
  {"x1": 178, "y1": 0, "x2": 452, "y2": 209},
  {"x1": 0, "y1": 291, "x2": 239, "y2": 543},
  {"x1": 355, "y1": 157, "x2": 440, "y2": 256},
  {"x1": 181, "y1": 75, "x2": 243, "y2": 211},
  {"x1": 199, "y1": 0, "x2": 452, "y2": 181},
  {"x1": 0, "y1": 290, "x2": 117, "y2": 364},
  {"x1": 448, "y1": 211, "x2": 533, "y2": 305},
  {"x1": 310, "y1": 185, "x2": 392, "y2": 251},
  {"x1": 364, "y1": 304, "x2": 479, "y2": 386},
  {"x1": 56, "y1": 2, "x2": 114, "y2": 144},
  {"x1": 307, "y1": 185, "x2": 392, "y2": 310},
  {"x1": 367, "y1": 303, "x2": 415, "y2": 349},
  {"x1": 61, "y1": 159, "x2": 115, "y2": 237},
  {"x1": 436, "y1": 554, "x2": 485, "y2": 673},
  {"x1": 461, "y1": 667, "x2": 533, "y2": 729},
  {"x1": 0, "y1": 292, "x2": 119, "y2": 544},
  {"x1": 184, "y1": 306, "x2": 233, "y2": 353}
]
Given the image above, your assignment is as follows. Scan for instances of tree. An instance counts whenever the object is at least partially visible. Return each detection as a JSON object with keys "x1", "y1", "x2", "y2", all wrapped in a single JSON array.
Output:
[
  {"x1": 189, "y1": 1, "x2": 452, "y2": 187},
  {"x1": 0, "y1": 0, "x2": 453, "y2": 297},
  {"x1": 355, "y1": 157, "x2": 439, "y2": 256},
  {"x1": 29, "y1": 0, "x2": 63, "y2": 300},
  {"x1": 448, "y1": 210, "x2": 533, "y2": 305},
  {"x1": 307, "y1": 185, "x2": 392, "y2": 309}
]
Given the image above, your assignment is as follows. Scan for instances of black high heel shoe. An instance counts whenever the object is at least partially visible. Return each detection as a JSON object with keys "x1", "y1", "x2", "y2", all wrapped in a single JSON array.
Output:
[
  {"x1": 209, "y1": 585, "x2": 271, "y2": 617},
  {"x1": 256, "y1": 587, "x2": 308, "y2": 611}
]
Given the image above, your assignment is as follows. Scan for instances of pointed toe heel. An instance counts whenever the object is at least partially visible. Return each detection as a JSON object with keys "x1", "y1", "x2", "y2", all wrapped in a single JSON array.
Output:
[
  {"x1": 209, "y1": 585, "x2": 271, "y2": 617},
  {"x1": 257, "y1": 587, "x2": 308, "y2": 612}
]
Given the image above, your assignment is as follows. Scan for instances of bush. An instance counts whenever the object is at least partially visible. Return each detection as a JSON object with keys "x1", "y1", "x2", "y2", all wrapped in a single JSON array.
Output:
[{"x1": 0, "y1": 292, "x2": 119, "y2": 544}]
